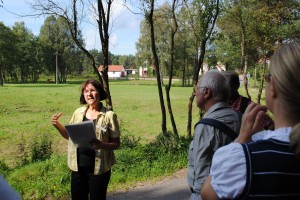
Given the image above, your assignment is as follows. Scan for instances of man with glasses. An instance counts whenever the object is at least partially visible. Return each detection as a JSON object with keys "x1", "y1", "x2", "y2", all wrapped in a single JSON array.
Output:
[{"x1": 187, "y1": 70, "x2": 241, "y2": 200}]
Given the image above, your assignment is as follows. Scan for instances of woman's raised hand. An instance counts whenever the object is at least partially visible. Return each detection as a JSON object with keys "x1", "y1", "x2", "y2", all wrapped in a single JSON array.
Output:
[
  {"x1": 235, "y1": 102, "x2": 267, "y2": 143},
  {"x1": 51, "y1": 112, "x2": 63, "y2": 125}
]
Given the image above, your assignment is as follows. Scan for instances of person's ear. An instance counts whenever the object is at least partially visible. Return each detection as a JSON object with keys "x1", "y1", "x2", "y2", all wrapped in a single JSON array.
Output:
[{"x1": 204, "y1": 88, "x2": 212, "y2": 99}]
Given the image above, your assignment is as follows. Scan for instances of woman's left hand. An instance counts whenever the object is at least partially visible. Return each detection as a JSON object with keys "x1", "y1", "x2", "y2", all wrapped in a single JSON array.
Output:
[{"x1": 90, "y1": 138, "x2": 102, "y2": 150}]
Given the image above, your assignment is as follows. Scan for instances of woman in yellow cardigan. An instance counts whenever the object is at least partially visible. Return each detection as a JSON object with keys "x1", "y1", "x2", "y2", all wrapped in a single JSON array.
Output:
[{"x1": 51, "y1": 79, "x2": 120, "y2": 200}]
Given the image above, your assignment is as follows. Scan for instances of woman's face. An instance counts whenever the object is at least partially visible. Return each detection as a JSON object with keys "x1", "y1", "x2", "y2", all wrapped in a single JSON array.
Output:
[{"x1": 83, "y1": 83, "x2": 100, "y2": 106}]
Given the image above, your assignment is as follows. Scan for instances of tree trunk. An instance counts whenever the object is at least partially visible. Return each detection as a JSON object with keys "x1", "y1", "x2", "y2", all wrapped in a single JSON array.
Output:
[
  {"x1": 238, "y1": 5, "x2": 251, "y2": 100},
  {"x1": 67, "y1": 0, "x2": 112, "y2": 109},
  {"x1": 257, "y1": 53, "x2": 267, "y2": 104},
  {"x1": 149, "y1": 0, "x2": 167, "y2": 134},
  {"x1": 187, "y1": 40, "x2": 206, "y2": 138},
  {"x1": 61, "y1": 0, "x2": 105, "y2": 90},
  {"x1": 243, "y1": 54, "x2": 251, "y2": 100},
  {"x1": 182, "y1": 59, "x2": 186, "y2": 87},
  {"x1": 187, "y1": 93, "x2": 195, "y2": 138},
  {"x1": 254, "y1": 65, "x2": 257, "y2": 87},
  {"x1": 166, "y1": 89, "x2": 178, "y2": 136},
  {"x1": 165, "y1": 0, "x2": 179, "y2": 138},
  {"x1": 186, "y1": 0, "x2": 220, "y2": 138},
  {"x1": 0, "y1": 65, "x2": 3, "y2": 86}
]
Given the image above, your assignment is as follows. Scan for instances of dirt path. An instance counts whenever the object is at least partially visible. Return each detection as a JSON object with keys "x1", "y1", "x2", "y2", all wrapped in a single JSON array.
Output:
[{"x1": 107, "y1": 168, "x2": 190, "y2": 200}]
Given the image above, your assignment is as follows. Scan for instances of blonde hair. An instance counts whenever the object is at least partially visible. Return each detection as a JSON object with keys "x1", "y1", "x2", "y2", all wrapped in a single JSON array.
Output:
[
  {"x1": 270, "y1": 40, "x2": 300, "y2": 120},
  {"x1": 271, "y1": 40, "x2": 300, "y2": 157}
]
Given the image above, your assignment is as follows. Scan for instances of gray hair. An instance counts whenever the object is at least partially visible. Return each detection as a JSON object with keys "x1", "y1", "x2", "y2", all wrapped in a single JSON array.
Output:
[{"x1": 198, "y1": 70, "x2": 230, "y2": 102}]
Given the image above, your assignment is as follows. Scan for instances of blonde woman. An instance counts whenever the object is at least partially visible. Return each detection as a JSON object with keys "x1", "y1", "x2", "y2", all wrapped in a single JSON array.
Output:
[{"x1": 201, "y1": 40, "x2": 300, "y2": 199}]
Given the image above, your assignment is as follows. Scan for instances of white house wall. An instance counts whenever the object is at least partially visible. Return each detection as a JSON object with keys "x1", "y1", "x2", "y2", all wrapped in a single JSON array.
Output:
[{"x1": 108, "y1": 72, "x2": 122, "y2": 78}]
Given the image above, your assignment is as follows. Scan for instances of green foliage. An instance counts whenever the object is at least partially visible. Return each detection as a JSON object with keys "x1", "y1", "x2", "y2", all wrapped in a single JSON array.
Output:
[
  {"x1": 30, "y1": 134, "x2": 52, "y2": 162},
  {"x1": 150, "y1": 131, "x2": 191, "y2": 153},
  {"x1": 0, "y1": 22, "x2": 19, "y2": 85},
  {"x1": 121, "y1": 133, "x2": 141, "y2": 149},
  {"x1": 16, "y1": 133, "x2": 53, "y2": 167},
  {"x1": 39, "y1": 15, "x2": 84, "y2": 83},
  {"x1": 17, "y1": 134, "x2": 30, "y2": 167}
]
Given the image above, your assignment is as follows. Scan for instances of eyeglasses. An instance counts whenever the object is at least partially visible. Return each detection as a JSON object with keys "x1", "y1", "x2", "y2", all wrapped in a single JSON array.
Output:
[{"x1": 264, "y1": 73, "x2": 272, "y2": 82}]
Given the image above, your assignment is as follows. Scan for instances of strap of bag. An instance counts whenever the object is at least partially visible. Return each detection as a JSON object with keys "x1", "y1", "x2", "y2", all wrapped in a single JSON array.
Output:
[{"x1": 194, "y1": 118, "x2": 238, "y2": 141}]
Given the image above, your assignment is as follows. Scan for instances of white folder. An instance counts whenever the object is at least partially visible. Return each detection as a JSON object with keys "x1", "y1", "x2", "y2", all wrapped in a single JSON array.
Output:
[{"x1": 65, "y1": 120, "x2": 96, "y2": 148}]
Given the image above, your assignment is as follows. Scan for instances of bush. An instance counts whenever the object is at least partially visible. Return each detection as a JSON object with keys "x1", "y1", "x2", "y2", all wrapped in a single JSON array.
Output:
[
  {"x1": 150, "y1": 131, "x2": 191, "y2": 153},
  {"x1": 121, "y1": 133, "x2": 141, "y2": 149},
  {"x1": 30, "y1": 135, "x2": 52, "y2": 162}
]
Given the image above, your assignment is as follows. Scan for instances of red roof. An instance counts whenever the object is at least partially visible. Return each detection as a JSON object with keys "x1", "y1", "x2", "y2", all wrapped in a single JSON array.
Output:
[{"x1": 98, "y1": 65, "x2": 124, "y2": 72}]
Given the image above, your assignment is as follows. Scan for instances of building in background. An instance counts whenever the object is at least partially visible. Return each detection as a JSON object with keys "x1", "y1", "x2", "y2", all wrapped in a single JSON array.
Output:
[{"x1": 98, "y1": 65, "x2": 126, "y2": 79}]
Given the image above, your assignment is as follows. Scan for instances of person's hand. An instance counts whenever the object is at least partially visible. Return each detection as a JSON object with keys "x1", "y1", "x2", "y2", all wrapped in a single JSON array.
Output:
[
  {"x1": 51, "y1": 112, "x2": 63, "y2": 125},
  {"x1": 90, "y1": 138, "x2": 103, "y2": 150},
  {"x1": 235, "y1": 102, "x2": 267, "y2": 143}
]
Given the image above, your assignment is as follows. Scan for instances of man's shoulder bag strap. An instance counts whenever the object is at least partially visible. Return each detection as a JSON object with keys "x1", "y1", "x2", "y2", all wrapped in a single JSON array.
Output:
[{"x1": 194, "y1": 118, "x2": 238, "y2": 141}]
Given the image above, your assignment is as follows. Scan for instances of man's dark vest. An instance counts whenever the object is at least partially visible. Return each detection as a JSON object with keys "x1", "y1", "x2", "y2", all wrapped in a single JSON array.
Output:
[{"x1": 240, "y1": 139, "x2": 300, "y2": 200}]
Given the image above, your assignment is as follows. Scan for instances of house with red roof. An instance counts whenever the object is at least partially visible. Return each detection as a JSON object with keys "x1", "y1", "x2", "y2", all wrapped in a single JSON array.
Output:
[{"x1": 98, "y1": 65, "x2": 126, "y2": 79}]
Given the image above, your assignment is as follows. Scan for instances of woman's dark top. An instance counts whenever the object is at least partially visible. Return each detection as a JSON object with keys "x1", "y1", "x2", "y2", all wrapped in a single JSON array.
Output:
[{"x1": 77, "y1": 117, "x2": 96, "y2": 173}]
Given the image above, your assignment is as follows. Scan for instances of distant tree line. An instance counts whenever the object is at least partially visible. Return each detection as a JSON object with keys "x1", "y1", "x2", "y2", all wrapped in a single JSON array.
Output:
[{"x1": 0, "y1": 16, "x2": 137, "y2": 85}]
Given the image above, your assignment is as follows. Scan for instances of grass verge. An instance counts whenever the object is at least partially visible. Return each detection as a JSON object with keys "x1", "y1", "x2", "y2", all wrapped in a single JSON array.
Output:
[{"x1": 2, "y1": 133, "x2": 190, "y2": 199}]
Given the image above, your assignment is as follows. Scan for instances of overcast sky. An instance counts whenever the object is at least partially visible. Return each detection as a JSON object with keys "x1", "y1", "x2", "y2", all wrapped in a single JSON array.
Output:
[{"x1": 1, "y1": 0, "x2": 142, "y2": 55}]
